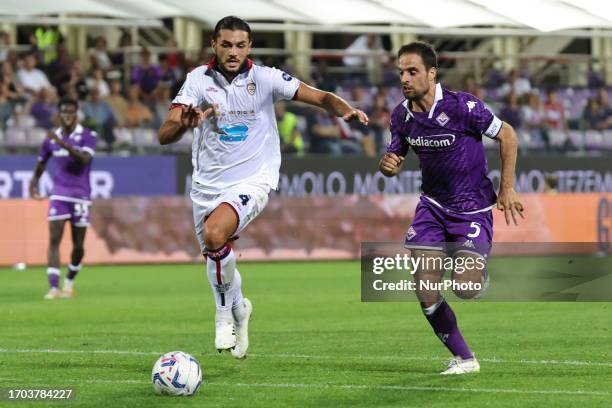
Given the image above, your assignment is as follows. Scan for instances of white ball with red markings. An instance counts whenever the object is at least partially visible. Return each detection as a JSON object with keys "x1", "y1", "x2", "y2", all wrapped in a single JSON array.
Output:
[{"x1": 151, "y1": 351, "x2": 202, "y2": 396}]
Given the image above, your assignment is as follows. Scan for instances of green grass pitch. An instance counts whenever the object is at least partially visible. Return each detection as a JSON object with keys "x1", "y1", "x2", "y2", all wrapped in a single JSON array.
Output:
[{"x1": 1, "y1": 261, "x2": 610, "y2": 407}]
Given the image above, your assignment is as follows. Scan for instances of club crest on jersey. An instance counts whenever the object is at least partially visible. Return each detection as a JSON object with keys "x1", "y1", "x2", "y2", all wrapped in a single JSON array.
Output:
[
  {"x1": 247, "y1": 82, "x2": 256, "y2": 95},
  {"x1": 436, "y1": 112, "x2": 450, "y2": 126}
]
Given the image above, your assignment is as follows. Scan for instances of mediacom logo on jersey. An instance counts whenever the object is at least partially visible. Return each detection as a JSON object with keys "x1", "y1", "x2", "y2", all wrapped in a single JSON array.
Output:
[{"x1": 408, "y1": 134, "x2": 456, "y2": 148}]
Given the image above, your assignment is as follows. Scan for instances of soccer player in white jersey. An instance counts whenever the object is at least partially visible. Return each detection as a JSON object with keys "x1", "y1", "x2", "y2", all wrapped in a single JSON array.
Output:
[{"x1": 159, "y1": 16, "x2": 368, "y2": 359}]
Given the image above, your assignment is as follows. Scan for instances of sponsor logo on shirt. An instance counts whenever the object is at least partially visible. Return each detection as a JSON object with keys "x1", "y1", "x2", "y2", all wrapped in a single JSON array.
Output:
[
  {"x1": 52, "y1": 148, "x2": 70, "y2": 157},
  {"x1": 247, "y1": 82, "x2": 256, "y2": 95},
  {"x1": 282, "y1": 72, "x2": 293, "y2": 81},
  {"x1": 206, "y1": 86, "x2": 218, "y2": 93},
  {"x1": 219, "y1": 123, "x2": 249, "y2": 142},
  {"x1": 407, "y1": 134, "x2": 455, "y2": 148}
]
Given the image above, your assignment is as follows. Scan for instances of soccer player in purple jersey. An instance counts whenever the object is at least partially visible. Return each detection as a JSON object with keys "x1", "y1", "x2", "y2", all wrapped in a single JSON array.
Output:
[
  {"x1": 29, "y1": 98, "x2": 97, "y2": 300},
  {"x1": 379, "y1": 42, "x2": 524, "y2": 374}
]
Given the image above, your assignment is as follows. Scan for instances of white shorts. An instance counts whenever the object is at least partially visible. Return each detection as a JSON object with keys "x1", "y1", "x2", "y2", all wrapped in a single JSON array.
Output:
[{"x1": 191, "y1": 182, "x2": 270, "y2": 254}]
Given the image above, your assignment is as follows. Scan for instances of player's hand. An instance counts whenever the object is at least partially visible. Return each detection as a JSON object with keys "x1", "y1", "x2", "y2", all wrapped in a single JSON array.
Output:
[
  {"x1": 497, "y1": 187, "x2": 524, "y2": 226},
  {"x1": 47, "y1": 131, "x2": 65, "y2": 147},
  {"x1": 379, "y1": 153, "x2": 404, "y2": 176},
  {"x1": 29, "y1": 182, "x2": 42, "y2": 200},
  {"x1": 180, "y1": 104, "x2": 213, "y2": 128},
  {"x1": 342, "y1": 108, "x2": 369, "y2": 125}
]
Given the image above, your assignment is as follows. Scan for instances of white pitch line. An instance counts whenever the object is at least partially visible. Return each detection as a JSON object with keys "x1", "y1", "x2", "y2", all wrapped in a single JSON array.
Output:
[
  {"x1": 1, "y1": 348, "x2": 611, "y2": 368},
  {"x1": 0, "y1": 377, "x2": 608, "y2": 397}
]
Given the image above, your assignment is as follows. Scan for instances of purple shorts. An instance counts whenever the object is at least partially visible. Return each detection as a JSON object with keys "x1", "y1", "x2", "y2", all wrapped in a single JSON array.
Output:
[
  {"x1": 405, "y1": 198, "x2": 493, "y2": 258},
  {"x1": 48, "y1": 199, "x2": 91, "y2": 227}
]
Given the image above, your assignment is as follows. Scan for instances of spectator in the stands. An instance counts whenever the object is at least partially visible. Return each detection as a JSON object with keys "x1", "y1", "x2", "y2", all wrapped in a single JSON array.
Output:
[
  {"x1": 105, "y1": 79, "x2": 128, "y2": 127},
  {"x1": 522, "y1": 92, "x2": 548, "y2": 148},
  {"x1": 542, "y1": 89, "x2": 566, "y2": 130},
  {"x1": 342, "y1": 34, "x2": 387, "y2": 84},
  {"x1": 131, "y1": 48, "x2": 162, "y2": 99},
  {"x1": 47, "y1": 43, "x2": 72, "y2": 93},
  {"x1": 275, "y1": 100, "x2": 304, "y2": 155},
  {"x1": 587, "y1": 64, "x2": 605, "y2": 89},
  {"x1": 16, "y1": 52, "x2": 51, "y2": 96},
  {"x1": 306, "y1": 108, "x2": 362, "y2": 155},
  {"x1": 499, "y1": 93, "x2": 522, "y2": 130},
  {"x1": 0, "y1": 77, "x2": 12, "y2": 128},
  {"x1": 88, "y1": 36, "x2": 112, "y2": 71},
  {"x1": 29, "y1": 86, "x2": 58, "y2": 130},
  {"x1": 125, "y1": 84, "x2": 154, "y2": 128},
  {"x1": 85, "y1": 68, "x2": 110, "y2": 98},
  {"x1": 152, "y1": 84, "x2": 172, "y2": 129},
  {"x1": 499, "y1": 68, "x2": 532, "y2": 98},
  {"x1": 82, "y1": 86, "x2": 117, "y2": 146},
  {"x1": 0, "y1": 31, "x2": 9, "y2": 62},
  {"x1": 369, "y1": 90, "x2": 391, "y2": 153},
  {"x1": 63, "y1": 60, "x2": 88, "y2": 101},
  {"x1": 582, "y1": 98, "x2": 603, "y2": 130},
  {"x1": 1, "y1": 61, "x2": 25, "y2": 108}
]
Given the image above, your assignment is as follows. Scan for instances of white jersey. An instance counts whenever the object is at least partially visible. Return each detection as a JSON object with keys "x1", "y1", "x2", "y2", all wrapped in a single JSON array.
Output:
[{"x1": 171, "y1": 59, "x2": 300, "y2": 193}]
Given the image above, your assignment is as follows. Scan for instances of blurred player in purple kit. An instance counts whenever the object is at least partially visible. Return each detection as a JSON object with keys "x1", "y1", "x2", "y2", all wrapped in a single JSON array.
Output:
[
  {"x1": 29, "y1": 98, "x2": 97, "y2": 300},
  {"x1": 379, "y1": 42, "x2": 524, "y2": 374}
]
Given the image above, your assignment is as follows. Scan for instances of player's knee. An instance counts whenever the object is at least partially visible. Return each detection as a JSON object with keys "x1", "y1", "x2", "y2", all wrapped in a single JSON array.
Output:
[
  {"x1": 72, "y1": 245, "x2": 84, "y2": 257},
  {"x1": 49, "y1": 234, "x2": 62, "y2": 248},
  {"x1": 203, "y1": 227, "x2": 227, "y2": 250},
  {"x1": 452, "y1": 269, "x2": 487, "y2": 299}
]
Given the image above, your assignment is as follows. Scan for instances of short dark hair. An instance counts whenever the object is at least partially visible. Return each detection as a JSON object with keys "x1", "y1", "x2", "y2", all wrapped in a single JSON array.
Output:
[
  {"x1": 58, "y1": 97, "x2": 78, "y2": 110},
  {"x1": 214, "y1": 16, "x2": 251, "y2": 40},
  {"x1": 397, "y1": 41, "x2": 438, "y2": 71}
]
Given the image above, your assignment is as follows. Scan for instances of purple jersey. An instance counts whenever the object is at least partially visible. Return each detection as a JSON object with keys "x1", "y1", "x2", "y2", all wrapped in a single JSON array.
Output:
[
  {"x1": 37, "y1": 124, "x2": 96, "y2": 202},
  {"x1": 387, "y1": 83, "x2": 502, "y2": 213}
]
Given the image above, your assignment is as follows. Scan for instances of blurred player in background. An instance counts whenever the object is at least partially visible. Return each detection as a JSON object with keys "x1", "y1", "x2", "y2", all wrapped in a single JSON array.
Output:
[
  {"x1": 29, "y1": 98, "x2": 97, "y2": 300},
  {"x1": 159, "y1": 16, "x2": 368, "y2": 359},
  {"x1": 379, "y1": 42, "x2": 523, "y2": 374}
]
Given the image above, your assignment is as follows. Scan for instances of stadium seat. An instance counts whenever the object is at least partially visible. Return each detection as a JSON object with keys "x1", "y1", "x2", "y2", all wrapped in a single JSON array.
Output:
[
  {"x1": 584, "y1": 130, "x2": 604, "y2": 150},
  {"x1": 567, "y1": 130, "x2": 585, "y2": 150},
  {"x1": 113, "y1": 128, "x2": 134, "y2": 146},
  {"x1": 601, "y1": 130, "x2": 612, "y2": 150},
  {"x1": 3, "y1": 127, "x2": 28, "y2": 148},
  {"x1": 547, "y1": 129, "x2": 568, "y2": 149},
  {"x1": 26, "y1": 127, "x2": 47, "y2": 148}
]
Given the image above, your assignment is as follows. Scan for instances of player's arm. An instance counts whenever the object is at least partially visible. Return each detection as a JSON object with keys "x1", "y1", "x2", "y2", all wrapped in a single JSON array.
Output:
[
  {"x1": 29, "y1": 160, "x2": 47, "y2": 200},
  {"x1": 158, "y1": 105, "x2": 212, "y2": 145},
  {"x1": 496, "y1": 122, "x2": 524, "y2": 226},
  {"x1": 293, "y1": 82, "x2": 369, "y2": 125},
  {"x1": 47, "y1": 131, "x2": 92, "y2": 165}
]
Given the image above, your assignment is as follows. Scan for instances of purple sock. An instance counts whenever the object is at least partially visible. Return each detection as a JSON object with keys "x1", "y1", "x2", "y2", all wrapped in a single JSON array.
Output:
[
  {"x1": 47, "y1": 267, "x2": 60, "y2": 288},
  {"x1": 67, "y1": 264, "x2": 81, "y2": 280},
  {"x1": 424, "y1": 300, "x2": 473, "y2": 359}
]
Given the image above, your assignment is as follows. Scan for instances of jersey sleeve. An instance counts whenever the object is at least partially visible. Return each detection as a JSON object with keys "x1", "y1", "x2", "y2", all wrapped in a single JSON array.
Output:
[
  {"x1": 37, "y1": 137, "x2": 51, "y2": 163},
  {"x1": 265, "y1": 67, "x2": 300, "y2": 103},
  {"x1": 464, "y1": 95, "x2": 502, "y2": 139},
  {"x1": 80, "y1": 129, "x2": 97, "y2": 157},
  {"x1": 386, "y1": 108, "x2": 409, "y2": 157},
  {"x1": 171, "y1": 69, "x2": 203, "y2": 108}
]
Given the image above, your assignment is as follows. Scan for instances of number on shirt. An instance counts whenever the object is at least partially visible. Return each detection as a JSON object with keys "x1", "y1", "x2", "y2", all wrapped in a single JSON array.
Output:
[
  {"x1": 467, "y1": 222, "x2": 481, "y2": 238},
  {"x1": 239, "y1": 195, "x2": 250, "y2": 206}
]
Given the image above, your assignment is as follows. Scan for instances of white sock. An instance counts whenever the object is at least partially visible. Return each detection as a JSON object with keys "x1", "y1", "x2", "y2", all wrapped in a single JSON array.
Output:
[
  {"x1": 206, "y1": 244, "x2": 238, "y2": 312},
  {"x1": 232, "y1": 269, "x2": 248, "y2": 321},
  {"x1": 63, "y1": 278, "x2": 74, "y2": 289}
]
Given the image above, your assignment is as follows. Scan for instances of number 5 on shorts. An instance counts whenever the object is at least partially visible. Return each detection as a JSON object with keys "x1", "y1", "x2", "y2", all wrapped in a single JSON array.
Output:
[{"x1": 467, "y1": 222, "x2": 481, "y2": 238}]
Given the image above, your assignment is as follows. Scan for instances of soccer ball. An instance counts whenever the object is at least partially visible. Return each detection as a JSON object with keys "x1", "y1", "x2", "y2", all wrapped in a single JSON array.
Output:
[{"x1": 151, "y1": 351, "x2": 202, "y2": 396}]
